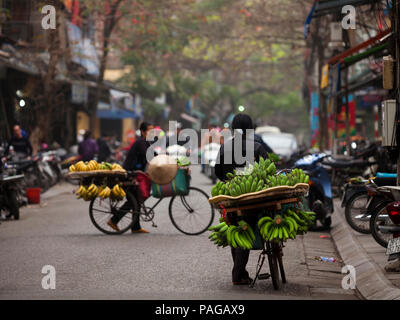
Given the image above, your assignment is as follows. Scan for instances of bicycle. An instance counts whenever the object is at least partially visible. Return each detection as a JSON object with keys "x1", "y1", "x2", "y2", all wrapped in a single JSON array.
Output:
[{"x1": 88, "y1": 170, "x2": 215, "y2": 235}]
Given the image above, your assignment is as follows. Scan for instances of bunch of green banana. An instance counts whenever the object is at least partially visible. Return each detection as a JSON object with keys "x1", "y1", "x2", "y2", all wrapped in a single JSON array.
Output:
[
  {"x1": 258, "y1": 215, "x2": 295, "y2": 242},
  {"x1": 285, "y1": 209, "x2": 315, "y2": 234},
  {"x1": 242, "y1": 157, "x2": 276, "y2": 178},
  {"x1": 177, "y1": 157, "x2": 191, "y2": 167},
  {"x1": 286, "y1": 169, "x2": 309, "y2": 185},
  {"x1": 226, "y1": 220, "x2": 256, "y2": 250},
  {"x1": 211, "y1": 158, "x2": 276, "y2": 197},
  {"x1": 208, "y1": 222, "x2": 229, "y2": 247},
  {"x1": 99, "y1": 162, "x2": 113, "y2": 170}
]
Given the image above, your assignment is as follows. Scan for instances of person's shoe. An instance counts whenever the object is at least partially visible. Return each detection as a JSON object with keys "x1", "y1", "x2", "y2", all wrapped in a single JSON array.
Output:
[
  {"x1": 232, "y1": 277, "x2": 253, "y2": 285},
  {"x1": 107, "y1": 219, "x2": 120, "y2": 232},
  {"x1": 131, "y1": 228, "x2": 150, "y2": 234}
]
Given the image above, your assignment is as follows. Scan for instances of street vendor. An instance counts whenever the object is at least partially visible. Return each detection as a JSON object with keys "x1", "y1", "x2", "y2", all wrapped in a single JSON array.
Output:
[
  {"x1": 215, "y1": 114, "x2": 268, "y2": 285},
  {"x1": 107, "y1": 122, "x2": 155, "y2": 234}
]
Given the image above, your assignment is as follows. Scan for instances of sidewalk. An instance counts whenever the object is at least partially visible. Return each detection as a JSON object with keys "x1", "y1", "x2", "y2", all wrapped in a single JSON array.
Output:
[
  {"x1": 331, "y1": 200, "x2": 400, "y2": 300},
  {"x1": 41, "y1": 181, "x2": 76, "y2": 201}
]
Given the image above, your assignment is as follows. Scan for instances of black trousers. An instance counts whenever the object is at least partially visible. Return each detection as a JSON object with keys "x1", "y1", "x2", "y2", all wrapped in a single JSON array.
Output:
[
  {"x1": 231, "y1": 247, "x2": 250, "y2": 282},
  {"x1": 229, "y1": 212, "x2": 260, "y2": 283},
  {"x1": 110, "y1": 187, "x2": 141, "y2": 230}
]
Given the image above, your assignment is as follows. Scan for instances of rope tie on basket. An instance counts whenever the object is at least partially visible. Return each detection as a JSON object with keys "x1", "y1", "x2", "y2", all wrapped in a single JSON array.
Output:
[{"x1": 219, "y1": 203, "x2": 227, "y2": 223}]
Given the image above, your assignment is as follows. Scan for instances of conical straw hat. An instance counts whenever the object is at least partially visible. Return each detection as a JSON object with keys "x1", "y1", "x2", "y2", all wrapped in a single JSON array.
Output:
[{"x1": 148, "y1": 154, "x2": 178, "y2": 185}]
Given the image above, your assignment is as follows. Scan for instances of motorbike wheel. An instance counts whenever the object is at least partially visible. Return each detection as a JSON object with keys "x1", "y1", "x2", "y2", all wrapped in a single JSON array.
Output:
[
  {"x1": 345, "y1": 192, "x2": 371, "y2": 234},
  {"x1": 369, "y1": 200, "x2": 393, "y2": 248},
  {"x1": 6, "y1": 189, "x2": 20, "y2": 220},
  {"x1": 311, "y1": 200, "x2": 331, "y2": 230},
  {"x1": 322, "y1": 216, "x2": 332, "y2": 229}
]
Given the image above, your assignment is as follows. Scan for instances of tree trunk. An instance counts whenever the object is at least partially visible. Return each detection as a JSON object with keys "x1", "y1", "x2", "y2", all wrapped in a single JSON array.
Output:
[{"x1": 37, "y1": 0, "x2": 62, "y2": 144}]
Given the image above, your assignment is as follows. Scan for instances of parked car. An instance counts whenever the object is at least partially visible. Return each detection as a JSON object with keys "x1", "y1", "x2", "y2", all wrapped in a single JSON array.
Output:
[
  {"x1": 260, "y1": 132, "x2": 298, "y2": 162},
  {"x1": 255, "y1": 125, "x2": 281, "y2": 135}
]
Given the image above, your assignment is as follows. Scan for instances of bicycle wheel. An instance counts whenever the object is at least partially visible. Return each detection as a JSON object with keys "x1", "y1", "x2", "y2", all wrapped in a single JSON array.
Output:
[
  {"x1": 369, "y1": 200, "x2": 393, "y2": 248},
  {"x1": 89, "y1": 191, "x2": 139, "y2": 235},
  {"x1": 266, "y1": 241, "x2": 281, "y2": 290},
  {"x1": 275, "y1": 243, "x2": 286, "y2": 284},
  {"x1": 169, "y1": 187, "x2": 215, "y2": 235},
  {"x1": 345, "y1": 192, "x2": 371, "y2": 234}
]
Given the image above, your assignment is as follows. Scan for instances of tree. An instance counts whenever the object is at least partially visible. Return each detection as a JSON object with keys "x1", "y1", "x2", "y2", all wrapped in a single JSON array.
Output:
[
  {"x1": 106, "y1": 0, "x2": 314, "y2": 135},
  {"x1": 80, "y1": 0, "x2": 125, "y2": 131}
]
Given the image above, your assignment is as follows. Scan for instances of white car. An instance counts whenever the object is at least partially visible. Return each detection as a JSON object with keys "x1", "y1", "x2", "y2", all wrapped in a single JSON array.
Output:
[
  {"x1": 260, "y1": 132, "x2": 298, "y2": 161},
  {"x1": 255, "y1": 125, "x2": 281, "y2": 135}
]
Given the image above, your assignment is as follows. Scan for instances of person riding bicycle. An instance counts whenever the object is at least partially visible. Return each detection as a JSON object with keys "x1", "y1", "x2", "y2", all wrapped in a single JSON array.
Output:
[
  {"x1": 107, "y1": 122, "x2": 155, "y2": 234},
  {"x1": 215, "y1": 114, "x2": 268, "y2": 285}
]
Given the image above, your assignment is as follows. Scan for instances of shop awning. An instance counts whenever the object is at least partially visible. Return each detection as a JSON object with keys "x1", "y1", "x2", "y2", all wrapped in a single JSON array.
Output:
[
  {"x1": 97, "y1": 99, "x2": 139, "y2": 119},
  {"x1": 96, "y1": 108, "x2": 139, "y2": 119},
  {"x1": 305, "y1": 0, "x2": 382, "y2": 38},
  {"x1": 313, "y1": 0, "x2": 380, "y2": 18}
]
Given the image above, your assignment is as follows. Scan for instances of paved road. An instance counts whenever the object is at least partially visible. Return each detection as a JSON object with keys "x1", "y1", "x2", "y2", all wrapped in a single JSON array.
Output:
[{"x1": 0, "y1": 166, "x2": 360, "y2": 299}]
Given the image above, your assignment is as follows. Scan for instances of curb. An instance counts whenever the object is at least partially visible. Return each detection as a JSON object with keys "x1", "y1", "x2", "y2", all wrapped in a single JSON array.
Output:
[
  {"x1": 330, "y1": 203, "x2": 400, "y2": 300},
  {"x1": 41, "y1": 182, "x2": 74, "y2": 201}
]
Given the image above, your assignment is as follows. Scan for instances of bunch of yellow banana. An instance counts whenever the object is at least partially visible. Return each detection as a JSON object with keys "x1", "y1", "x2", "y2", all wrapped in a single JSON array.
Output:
[
  {"x1": 111, "y1": 184, "x2": 126, "y2": 200},
  {"x1": 87, "y1": 160, "x2": 99, "y2": 171},
  {"x1": 86, "y1": 183, "x2": 99, "y2": 198},
  {"x1": 73, "y1": 161, "x2": 88, "y2": 171},
  {"x1": 76, "y1": 184, "x2": 99, "y2": 201},
  {"x1": 112, "y1": 163, "x2": 125, "y2": 172},
  {"x1": 98, "y1": 186, "x2": 112, "y2": 199},
  {"x1": 76, "y1": 185, "x2": 87, "y2": 199}
]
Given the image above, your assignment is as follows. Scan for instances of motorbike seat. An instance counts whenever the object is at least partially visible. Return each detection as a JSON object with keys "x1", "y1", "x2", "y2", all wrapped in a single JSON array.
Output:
[
  {"x1": 8, "y1": 160, "x2": 36, "y2": 171},
  {"x1": 374, "y1": 177, "x2": 397, "y2": 187},
  {"x1": 323, "y1": 159, "x2": 373, "y2": 169}
]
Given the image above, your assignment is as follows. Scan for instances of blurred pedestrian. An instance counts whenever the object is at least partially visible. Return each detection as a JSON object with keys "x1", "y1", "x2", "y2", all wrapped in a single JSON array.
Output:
[
  {"x1": 78, "y1": 131, "x2": 98, "y2": 162},
  {"x1": 97, "y1": 134, "x2": 111, "y2": 162},
  {"x1": 3, "y1": 124, "x2": 32, "y2": 160}
]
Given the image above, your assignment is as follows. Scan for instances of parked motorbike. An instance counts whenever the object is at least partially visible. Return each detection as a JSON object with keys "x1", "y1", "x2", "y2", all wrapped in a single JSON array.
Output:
[
  {"x1": 294, "y1": 153, "x2": 333, "y2": 230},
  {"x1": 322, "y1": 156, "x2": 377, "y2": 199},
  {"x1": 342, "y1": 173, "x2": 397, "y2": 234},
  {"x1": 202, "y1": 142, "x2": 220, "y2": 184},
  {"x1": 369, "y1": 185, "x2": 400, "y2": 248},
  {"x1": 382, "y1": 202, "x2": 400, "y2": 262},
  {"x1": 0, "y1": 158, "x2": 25, "y2": 220},
  {"x1": 323, "y1": 141, "x2": 394, "y2": 198},
  {"x1": 38, "y1": 151, "x2": 61, "y2": 188}
]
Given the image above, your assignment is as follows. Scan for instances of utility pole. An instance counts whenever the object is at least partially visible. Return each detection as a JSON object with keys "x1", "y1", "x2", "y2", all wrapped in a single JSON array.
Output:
[
  {"x1": 344, "y1": 67, "x2": 351, "y2": 157},
  {"x1": 395, "y1": 1, "x2": 400, "y2": 186}
]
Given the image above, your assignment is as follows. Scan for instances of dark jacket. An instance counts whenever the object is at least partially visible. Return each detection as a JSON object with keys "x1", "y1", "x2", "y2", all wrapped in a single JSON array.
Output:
[
  {"x1": 5, "y1": 136, "x2": 33, "y2": 157},
  {"x1": 123, "y1": 136, "x2": 149, "y2": 171},
  {"x1": 78, "y1": 138, "x2": 99, "y2": 162},
  {"x1": 215, "y1": 134, "x2": 268, "y2": 181},
  {"x1": 97, "y1": 138, "x2": 111, "y2": 162},
  {"x1": 165, "y1": 134, "x2": 190, "y2": 147},
  {"x1": 254, "y1": 134, "x2": 274, "y2": 154}
]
